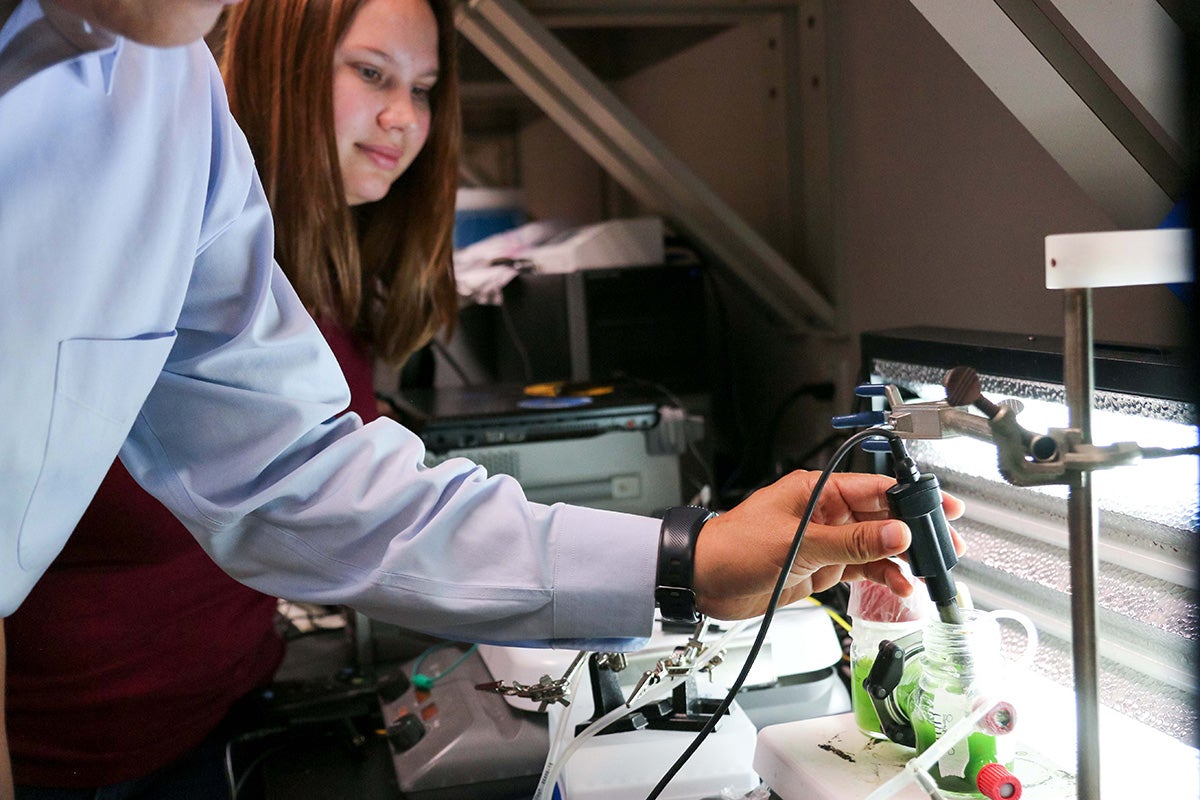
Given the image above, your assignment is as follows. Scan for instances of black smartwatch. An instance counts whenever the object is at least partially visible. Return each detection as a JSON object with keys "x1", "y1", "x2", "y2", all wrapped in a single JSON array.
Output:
[{"x1": 654, "y1": 505, "x2": 717, "y2": 625}]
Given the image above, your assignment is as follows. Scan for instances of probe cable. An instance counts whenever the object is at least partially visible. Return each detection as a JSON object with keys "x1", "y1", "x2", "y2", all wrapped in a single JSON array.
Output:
[{"x1": 644, "y1": 426, "x2": 895, "y2": 800}]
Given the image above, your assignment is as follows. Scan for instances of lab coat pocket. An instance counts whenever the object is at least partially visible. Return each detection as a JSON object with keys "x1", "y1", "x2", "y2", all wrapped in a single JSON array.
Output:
[{"x1": 17, "y1": 333, "x2": 178, "y2": 571}]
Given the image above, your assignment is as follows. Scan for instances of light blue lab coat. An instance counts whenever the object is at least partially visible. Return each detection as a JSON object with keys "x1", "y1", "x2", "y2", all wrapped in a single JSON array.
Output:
[{"x1": 0, "y1": 0, "x2": 657, "y2": 648}]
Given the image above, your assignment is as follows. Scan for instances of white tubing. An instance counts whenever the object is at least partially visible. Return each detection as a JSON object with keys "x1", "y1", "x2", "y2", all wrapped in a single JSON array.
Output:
[
  {"x1": 536, "y1": 675, "x2": 679, "y2": 800},
  {"x1": 533, "y1": 653, "x2": 591, "y2": 800},
  {"x1": 537, "y1": 618, "x2": 758, "y2": 800}
]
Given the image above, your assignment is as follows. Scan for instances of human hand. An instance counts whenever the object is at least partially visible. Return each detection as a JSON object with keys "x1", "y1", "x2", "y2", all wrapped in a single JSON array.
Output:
[{"x1": 691, "y1": 470, "x2": 965, "y2": 620}]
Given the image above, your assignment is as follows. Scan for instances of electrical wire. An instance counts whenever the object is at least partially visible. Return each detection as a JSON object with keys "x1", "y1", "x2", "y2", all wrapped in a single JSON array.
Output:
[
  {"x1": 430, "y1": 337, "x2": 473, "y2": 385},
  {"x1": 228, "y1": 742, "x2": 286, "y2": 799},
  {"x1": 643, "y1": 426, "x2": 895, "y2": 800},
  {"x1": 806, "y1": 595, "x2": 853, "y2": 634},
  {"x1": 539, "y1": 674, "x2": 681, "y2": 800},
  {"x1": 224, "y1": 727, "x2": 289, "y2": 799},
  {"x1": 410, "y1": 642, "x2": 479, "y2": 690},
  {"x1": 498, "y1": 299, "x2": 534, "y2": 382}
]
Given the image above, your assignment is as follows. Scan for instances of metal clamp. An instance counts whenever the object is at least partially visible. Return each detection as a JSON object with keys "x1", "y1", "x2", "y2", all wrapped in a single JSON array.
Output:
[
  {"x1": 475, "y1": 650, "x2": 589, "y2": 712},
  {"x1": 625, "y1": 619, "x2": 722, "y2": 707}
]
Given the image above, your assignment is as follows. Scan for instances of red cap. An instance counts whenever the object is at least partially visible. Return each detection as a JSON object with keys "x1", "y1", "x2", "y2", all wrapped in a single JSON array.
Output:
[{"x1": 976, "y1": 762, "x2": 1022, "y2": 800}]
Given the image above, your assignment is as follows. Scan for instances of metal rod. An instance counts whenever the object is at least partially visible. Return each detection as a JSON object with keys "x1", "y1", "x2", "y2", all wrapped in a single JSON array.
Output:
[{"x1": 1063, "y1": 287, "x2": 1101, "y2": 800}]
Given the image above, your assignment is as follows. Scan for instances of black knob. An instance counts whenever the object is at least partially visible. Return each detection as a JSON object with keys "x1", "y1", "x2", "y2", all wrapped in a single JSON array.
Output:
[
  {"x1": 375, "y1": 672, "x2": 409, "y2": 704},
  {"x1": 386, "y1": 710, "x2": 425, "y2": 752}
]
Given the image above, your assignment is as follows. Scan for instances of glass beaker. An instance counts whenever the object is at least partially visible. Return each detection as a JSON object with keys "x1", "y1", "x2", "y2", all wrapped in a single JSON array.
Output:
[
  {"x1": 850, "y1": 618, "x2": 924, "y2": 739},
  {"x1": 910, "y1": 609, "x2": 1037, "y2": 797},
  {"x1": 847, "y1": 574, "x2": 930, "y2": 739}
]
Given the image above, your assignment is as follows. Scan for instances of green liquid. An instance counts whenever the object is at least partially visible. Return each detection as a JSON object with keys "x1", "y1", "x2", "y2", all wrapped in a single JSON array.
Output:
[
  {"x1": 851, "y1": 657, "x2": 919, "y2": 739},
  {"x1": 913, "y1": 717, "x2": 1000, "y2": 796},
  {"x1": 851, "y1": 658, "x2": 881, "y2": 734}
]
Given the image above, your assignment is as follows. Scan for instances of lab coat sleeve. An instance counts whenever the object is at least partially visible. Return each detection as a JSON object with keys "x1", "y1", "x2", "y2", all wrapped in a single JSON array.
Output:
[{"x1": 118, "y1": 64, "x2": 660, "y2": 648}]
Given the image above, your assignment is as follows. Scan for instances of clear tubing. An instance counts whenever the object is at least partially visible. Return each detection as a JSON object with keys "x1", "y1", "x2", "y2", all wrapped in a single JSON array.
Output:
[
  {"x1": 535, "y1": 618, "x2": 756, "y2": 800},
  {"x1": 533, "y1": 651, "x2": 591, "y2": 800}
]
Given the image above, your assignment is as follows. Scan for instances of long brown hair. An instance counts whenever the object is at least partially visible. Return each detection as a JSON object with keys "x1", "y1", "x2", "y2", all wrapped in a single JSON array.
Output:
[{"x1": 220, "y1": 0, "x2": 460, "y2": 366}]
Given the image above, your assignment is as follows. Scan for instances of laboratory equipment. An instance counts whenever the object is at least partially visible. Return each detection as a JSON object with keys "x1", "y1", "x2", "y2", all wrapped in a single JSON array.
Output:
[
  {"x1": 481, "y1": 617, "x2": 759, "y2": 800},
  {"x1": 851, "y1": 300, "x2": 1197, "y2": 800},
  {"x1": 386, "y1": 383, "x2": 688, "y2": 515},
  {"x1": 883, "y1": 434, "x2": 964, "y2": 625},
  {"x1": 906, "y1": 610, "x2": 1034, "y2": 798},
  {"x1": 846, "y1": 579, "x2": 928, "y2": 741},
  {"x1": 380, "y1": 645, "x2": 550, "y2": 800},
  {"x1": 468, "y1": 601, "x2": 848, "y2": 800},
  {"x1": 761, "y1": 234, "x2": 1196, "y2": 797},
  {"x1": 835, "y1": 410, "x2": 1037, "y2": 797}
]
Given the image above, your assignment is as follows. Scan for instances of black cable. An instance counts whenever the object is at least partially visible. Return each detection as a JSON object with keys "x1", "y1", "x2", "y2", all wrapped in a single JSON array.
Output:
[
  {"x1": 790, "y1": 431, "x2": 851, "y2": 472},
  {"x1": 430, "y1": 338, "x2": 473, "y2": 385},
  {"x1": 721, "y1": 381, "x2": 831, "y2": 495},
  {"x1": 643, "y1": 427, "x2": 896, "y2": 800},
  {"x1": 740, "y1": 430, "x2": 851, "y2": 498},
  {"x1": 497, "y1": 299, "x2": 534, "y2": 382}
]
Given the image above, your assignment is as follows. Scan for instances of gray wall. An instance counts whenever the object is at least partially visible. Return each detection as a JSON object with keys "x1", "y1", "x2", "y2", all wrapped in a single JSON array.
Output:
[
  {"x1": 507, "y1": 1, "x2": 1190, "y2": 470},
  {"x1": 830, "y1": 2, "x2": 1186, "y2": 347}
]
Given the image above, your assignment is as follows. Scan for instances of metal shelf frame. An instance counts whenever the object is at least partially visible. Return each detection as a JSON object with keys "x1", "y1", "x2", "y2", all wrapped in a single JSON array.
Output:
[{"x1": 455, "y1": 0, "x2": 839, "y2": 330}]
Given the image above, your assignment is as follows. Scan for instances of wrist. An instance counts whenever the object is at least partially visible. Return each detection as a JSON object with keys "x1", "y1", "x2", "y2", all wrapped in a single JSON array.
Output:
[{"x1": 654, "y1": 505, "x2": 717, "y2": 625}]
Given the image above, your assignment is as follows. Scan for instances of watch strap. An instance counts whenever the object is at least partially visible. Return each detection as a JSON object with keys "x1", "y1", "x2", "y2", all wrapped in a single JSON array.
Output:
[{"x1": 654, "y1": 505, "x2": 716, "y2": 625}]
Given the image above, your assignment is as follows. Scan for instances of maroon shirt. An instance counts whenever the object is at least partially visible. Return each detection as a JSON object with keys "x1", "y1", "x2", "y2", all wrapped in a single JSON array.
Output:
[{"x1": 6, "y1": 323, "x2": 378, "y2": 787}]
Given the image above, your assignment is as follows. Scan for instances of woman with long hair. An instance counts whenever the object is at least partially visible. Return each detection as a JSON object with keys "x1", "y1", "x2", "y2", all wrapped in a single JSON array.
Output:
[{"x1": 222, "y1": 0, "x2": 460, "y2": 375}]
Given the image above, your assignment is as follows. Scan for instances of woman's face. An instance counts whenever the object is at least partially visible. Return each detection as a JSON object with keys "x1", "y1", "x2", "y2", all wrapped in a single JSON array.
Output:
[{"x1": 333, "y1": 0, "x2": 438, "y2": 207}]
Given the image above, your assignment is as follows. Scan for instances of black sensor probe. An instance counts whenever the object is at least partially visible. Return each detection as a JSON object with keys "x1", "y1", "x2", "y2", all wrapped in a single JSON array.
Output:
[{"x1": 885, "y1": 438, "x2": 963, "y2": 625}]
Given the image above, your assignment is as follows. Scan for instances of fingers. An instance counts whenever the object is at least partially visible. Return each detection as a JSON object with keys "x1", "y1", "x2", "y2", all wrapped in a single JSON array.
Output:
[
  {"x1": 858, "y1": 557, "x2": 916, "y2": 596},
  {"x1": 940, "y1": 489, "x2": 966, "y2": 521},
  {"x1": 787, "y1": 471, "x2": 964, "y2": 529},
  {"x1": 771, "y1": 470, "x2": 893, "y2": 520},
  {"x1": 697, "y1": 468, "x2": 967, "y2": 621},
  {"x1": 796, "y1": 519, "x2": 911, "y2": 572},
  {"x1": 950, "y1": 525, "x2": 967, "y2": 556},
  {"x1": 818, "y1": 472, "x2": 897, "y2": 517}
]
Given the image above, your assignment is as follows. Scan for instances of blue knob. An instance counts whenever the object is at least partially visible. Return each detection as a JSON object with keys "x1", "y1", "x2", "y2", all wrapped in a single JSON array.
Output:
[
  {"x1": 855, "y1": 384, "x2": 889, "y2": 397},
  {"x1": 861, "y1": 437, "x2": 893, "y2": 453},
  {"x1": 831, "y1": 410, "x2": 887, "y2": 429}
]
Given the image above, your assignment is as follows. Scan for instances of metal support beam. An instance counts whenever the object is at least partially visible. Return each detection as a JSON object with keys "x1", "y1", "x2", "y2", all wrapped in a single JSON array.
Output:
[
  {"x1": 1064, "y1": 287, "x2": 1101, "y2": 800},
  {"x1": 909, "y1": 0, "x2": 1177, "y2": 228},
  {"x1": 993, "y1": 0, "x2": 1186, "y2": 200},
  {"x1": 457, "y1": 0, "x2": 838, "y2": 329}
]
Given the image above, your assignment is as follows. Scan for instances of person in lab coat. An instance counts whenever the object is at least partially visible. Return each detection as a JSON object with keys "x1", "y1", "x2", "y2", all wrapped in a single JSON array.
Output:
[
  {"x1": 0, "y1": 0, "x2": 960, "y2": 797},
  {"x1": 4, "y1": 0, "x2": 462, "y2": 796}
]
